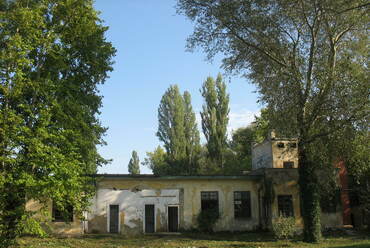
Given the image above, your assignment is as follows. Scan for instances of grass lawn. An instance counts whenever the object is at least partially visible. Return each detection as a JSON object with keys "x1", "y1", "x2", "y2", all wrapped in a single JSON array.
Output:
[{"x1": 15, "y1": 232, "x2": 370, "y2": 248}]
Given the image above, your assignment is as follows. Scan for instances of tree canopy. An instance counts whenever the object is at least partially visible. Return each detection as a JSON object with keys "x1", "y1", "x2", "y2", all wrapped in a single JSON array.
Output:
[
  {"x1": 200, "y1": 74, "x2": 229, "y2": 170},
  {"x1": 0, "y1": 0, "x2": 115, "y2": 246},
  {"x1": 128, "y1": 150, "x2": 140, "y2": 175},
  {"x1": 156, "y1": 85, "x2": 201, "y2": 175}
]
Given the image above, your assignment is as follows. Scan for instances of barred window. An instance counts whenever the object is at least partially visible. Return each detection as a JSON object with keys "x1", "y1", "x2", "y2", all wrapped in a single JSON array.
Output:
[
  {"x1": 278, "y1": 195, "x2": 294, "y2": 217},
  {"x1": 283, "y1": 161, "x2": 294, "y2": 169},
  {"x1": 234, "y1": 191, "x2": 251, "y2": 219},
  {"x1": 52, "y1": 202, "x2": 73, "y2": 222},
  {"x1": 201, "y1": 191, "x2": 219, "y2": 212}
]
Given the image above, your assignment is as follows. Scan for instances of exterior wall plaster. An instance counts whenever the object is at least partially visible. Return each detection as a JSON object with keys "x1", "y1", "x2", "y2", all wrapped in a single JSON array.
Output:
[{"x1": 87, "y1": 178, "x2": 261, "y2": 234}]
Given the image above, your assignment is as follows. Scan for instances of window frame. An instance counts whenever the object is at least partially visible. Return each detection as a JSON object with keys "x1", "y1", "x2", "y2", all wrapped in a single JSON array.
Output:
[
  {"x1": 277, "y1": 195, "x2": 294, "y2": 217},
  {"x1": 52, "y1": 202, "x2": 74, "y2": 222},
  {"x1": 234, "y1": 191, "x2": 252, "y2": 219},
  {"x1": 283, "y1": 161, "x2": 294, "y2": 169},
  {"x1": 200, "y1": 191, "x2": 219, "y2": 213}
]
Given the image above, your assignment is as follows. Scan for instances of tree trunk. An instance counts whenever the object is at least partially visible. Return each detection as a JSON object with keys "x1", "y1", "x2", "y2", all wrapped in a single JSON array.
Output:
[{"x1": 298, "y1": 143, "x2": 322, "y2": 242}]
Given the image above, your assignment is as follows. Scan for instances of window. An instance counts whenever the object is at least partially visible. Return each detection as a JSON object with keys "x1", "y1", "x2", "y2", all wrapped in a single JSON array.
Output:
[
  {"x1": 201, "y1": 191, "x2": 219, "y2": 212},
  {"x1": 234, "y1": 191, "x2": 251, "y2": 219},
  {"x1": 283, "y1": 161, "x2": 294, "y2": 169},
  {"x1": 52, "y1": 202, "x2": 73, "y2": 222},
  {"x1": 289, "y1": 142, "x2": 297, "y2": 148},
  {"x1": 277, "y1": 142, "x2": 285, "y2": 148},
  {"x1": 278, "y1": 195, "x2": 294, "y2": 217}
]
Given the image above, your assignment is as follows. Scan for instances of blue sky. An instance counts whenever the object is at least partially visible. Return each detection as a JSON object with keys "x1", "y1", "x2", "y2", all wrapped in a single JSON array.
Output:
[{"x1": 94, "y1": 0, "x2": 260, "y2": 174}]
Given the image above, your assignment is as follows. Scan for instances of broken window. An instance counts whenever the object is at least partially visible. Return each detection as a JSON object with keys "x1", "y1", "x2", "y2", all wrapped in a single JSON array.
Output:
[
  {"x1": 52, "y1": 202, "x2": 73, "y2": 222},
  {"x1": 289, "y1": 142, "x2": 297, "y2": 148},
  {"x1": 201, "y1": 191, "x2": 219, "y2": 212},
  {"x1": 283, "y1": 161, "x2": 294, "y2": 169},
  {"x1": 278, "y1": 195, "x2": 294, "y2": 217},
  {"x1": 277, "y1": 142, "x2": 285, "y2": 148},
  {"x1": 234, "y1": 191, "x2": 251, "y2": 219}
]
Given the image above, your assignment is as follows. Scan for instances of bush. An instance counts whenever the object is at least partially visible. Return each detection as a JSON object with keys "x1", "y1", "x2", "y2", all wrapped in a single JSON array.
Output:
[
  {"x1": 272, "y1": 216, "x2": 296, "y2": 240},
  {"x1": 197, "y1": 208, "x2": 220, "y2": 233}
]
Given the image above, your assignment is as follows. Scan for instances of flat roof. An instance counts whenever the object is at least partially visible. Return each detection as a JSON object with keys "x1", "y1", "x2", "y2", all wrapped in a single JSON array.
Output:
[{"x1": 92, "y1": 174, "x2": 262, "y2": 180}]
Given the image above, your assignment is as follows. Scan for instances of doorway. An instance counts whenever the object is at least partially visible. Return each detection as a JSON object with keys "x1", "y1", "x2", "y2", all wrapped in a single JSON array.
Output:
[
  {"x1": 109, "y1": 205, "x2": 119, "y2": 233},
  {"x1": 145, "y1": 204, "x2": 155, "y2": 233},
  {"x1": 168, "y1": 206, "x2": 179, "y2": 232}
]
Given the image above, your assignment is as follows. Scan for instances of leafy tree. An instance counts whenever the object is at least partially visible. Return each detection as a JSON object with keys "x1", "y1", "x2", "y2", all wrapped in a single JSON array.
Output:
[
  {"x1": 200, "y1": 74, "x2": 229, "y2": 170},
  {"x1": 128, "y1": 150, "x2": 140, "y2": 175},
  {"x1": 228, "y1": 126, "x2": 255, "y2": 172},
  {"x1": 0, "y1": 0, "x2": 115, "y2": 246},
  {"x1": 157, "y1": 85, "x2": 186, "y2": 166},
  {"x1": 156, "y1": 85, "x2": 201, "y2": 175},
  {"x1": 183, "y1": 91, "x2": 201, "y2": 175},
  {"x1": 178, "y1": 0, "x2": 369, "y2": 242},
  {"x1": 142, "y1": 146, "x2": 169, "y2": 176}
]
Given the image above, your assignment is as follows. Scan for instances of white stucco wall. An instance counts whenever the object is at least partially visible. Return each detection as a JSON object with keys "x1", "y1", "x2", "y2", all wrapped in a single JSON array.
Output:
[{"x1": 87, "y1": 188, "x2": 179, "y2": 233}]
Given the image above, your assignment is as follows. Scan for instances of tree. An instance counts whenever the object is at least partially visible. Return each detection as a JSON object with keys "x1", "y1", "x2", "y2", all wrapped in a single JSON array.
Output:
[
  {"x1": 157, "y1": 85, "x2": 186, "y2": 166},
  {"x1": 156, "y1": 85, "x2": 201, "y2": 175},
  {"x1": 178, "y1": 0, "x2": 369, "y2": 242},
  {"x1": 183, "y1": 91, "x2": 201, "y2": 175},
  {"x1": 200, "y1": 74, "x2": 229, "y2": 171},
  {"x1": 142, "y1": 146, "x2": 169, "y2": 176},
  {"x1": 0, "y1": 0, "x2": 115, "y2": 246},
  {"x1": 128, "y1": 150, "x2": 140, "y2": 175}
]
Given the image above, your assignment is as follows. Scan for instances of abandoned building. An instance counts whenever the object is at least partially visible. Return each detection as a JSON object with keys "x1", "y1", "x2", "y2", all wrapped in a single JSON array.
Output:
[{"x1": 26, "y1": 134, "x2": 351, "y2": 236}]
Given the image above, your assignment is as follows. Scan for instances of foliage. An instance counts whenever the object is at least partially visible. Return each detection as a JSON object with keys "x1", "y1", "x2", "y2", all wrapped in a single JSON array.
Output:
[
  {"x1": 0, "y1": 0, "x2": 115, "y2": 246},
  {"x1": 197, "y1": 208, "x2": 220, "y2": 233},
  {"x1": 142, "y1": 146, "x2": 169, "y2": 176},
  {"x1": 272, "y1": 216, "x2": 296, "y2": 240},
  {"x1": 200, "y1": 74, "x2": 229, "y2": 170},
  {"x1": 156, "y1": 85, "x2": 201, "y2": 175},
  {"x1": 177, "y1": 0, "x2": 369, "y2": 242},
  {"x1": 183, "y1": 91, "x2": 201, "y2": 175},
  {"x1": 128, "y1": 150, "x2": 140, "y2": 175},
  {"x1": 20, "y1": 216, "x2": 47, "y2": 238}
]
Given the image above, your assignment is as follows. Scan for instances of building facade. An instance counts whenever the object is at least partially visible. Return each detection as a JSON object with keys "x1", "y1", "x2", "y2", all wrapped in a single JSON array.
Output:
[{"x1": 26, "y1": 135, "x2": 344, "y2": 235}]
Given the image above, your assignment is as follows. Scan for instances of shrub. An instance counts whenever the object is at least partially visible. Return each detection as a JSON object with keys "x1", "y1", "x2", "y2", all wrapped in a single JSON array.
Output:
[
  {"x1": 272, "y1": 216, "x2": 296, "y2": 240},
  {"x1": 197, "y1": 208, "x2": 220, "y2": 233}
]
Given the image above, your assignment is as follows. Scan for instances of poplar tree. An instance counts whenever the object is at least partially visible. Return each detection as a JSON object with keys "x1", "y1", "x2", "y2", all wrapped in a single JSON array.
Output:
[
  {"x1": 183, "y1": 91, "x2": 201, "y2": 175},
  {"x1": 200, "y1": 74, "x2": 229, "y2": 170},
  {"x1": 156, "y1": 85, "x2": 200, "y2": 175},
  {"x1": 178, "y1": 0, "x2": 369, "y2": 242},
  {"x1": 128, "y1": 150, "x2": 140, "y2": 175},
  {"x1": 0, "y1": 0, "x2": 115, "y2": 246},
  {"x1": 157, "y1": 85, "x2": 186, "y2": 164}
]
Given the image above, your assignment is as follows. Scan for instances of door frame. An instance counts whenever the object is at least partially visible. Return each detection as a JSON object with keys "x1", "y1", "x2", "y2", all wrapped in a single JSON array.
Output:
[
  {"x1": 143, "y1": 204, "x2": 156, "y2": 233},
  {"x1": 167, "y1": 205, "x2": 179, "y2": 232},
  {"x1": 107, "y1": 204, "x2": 120, "y2": 233}
]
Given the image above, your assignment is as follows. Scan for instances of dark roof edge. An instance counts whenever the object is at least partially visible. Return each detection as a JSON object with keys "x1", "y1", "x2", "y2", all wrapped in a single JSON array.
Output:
[{"x1": 91, "y1": 174, "x2": 262, "y2": 180}]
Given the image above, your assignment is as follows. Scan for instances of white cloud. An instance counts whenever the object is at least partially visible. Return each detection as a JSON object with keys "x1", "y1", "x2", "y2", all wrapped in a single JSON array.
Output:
[
  {"x1": 228, "y1": 108, "x2": 260, "y2": 137},
  {"x1": 195, "y1": 107, "x2": 260, "y2": 141}
]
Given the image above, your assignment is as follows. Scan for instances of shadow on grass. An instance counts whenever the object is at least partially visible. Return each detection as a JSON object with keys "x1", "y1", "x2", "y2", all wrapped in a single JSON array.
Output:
[{"x1": 329, "y1": 245, "x2": 370, "y2": 248}]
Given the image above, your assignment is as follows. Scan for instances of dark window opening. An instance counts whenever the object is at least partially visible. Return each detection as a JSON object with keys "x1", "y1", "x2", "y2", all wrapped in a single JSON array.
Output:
[
  {"x1": 234, "y1": 191, "x2": 251, "y2": 219},
  {"x1": 283, "y1": 161, "x2": 294, "y2": 169},
  {"x1": 277, "y1": 142, "x2": 285, "y2": 148},
  {"x1": 52, "y1": 202, "x2": 73, "y2": 222},
  {"x1": 321, "y1": 189, "x2": 340, "y2": 213},
  {"x1": 278, "y1": 195, "x2": 294, "y2": 217},
  {"x1": 289, "y1": 143, "x2": 297, "y2": 148},
  {"x1": 201, "y1": 191, "x2": 219, "y2": 212}
]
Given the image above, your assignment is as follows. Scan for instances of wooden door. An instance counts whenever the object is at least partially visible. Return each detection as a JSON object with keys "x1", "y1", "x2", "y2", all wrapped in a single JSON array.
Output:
[
  {"x1": 168, "y1": 206, "x2": 178, "y2": 232},
  {"x1": 109, "y1": 205, "x2": 119, "y2": 233},
  {"x1": 145, "y1": 204, "x2": 155, "y2": 233}
]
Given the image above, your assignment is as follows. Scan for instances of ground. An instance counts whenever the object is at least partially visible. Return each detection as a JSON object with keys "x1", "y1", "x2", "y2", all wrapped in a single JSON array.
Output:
[{"x1": 15, "y1": 232, "x2": 370, "y2": 248}]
